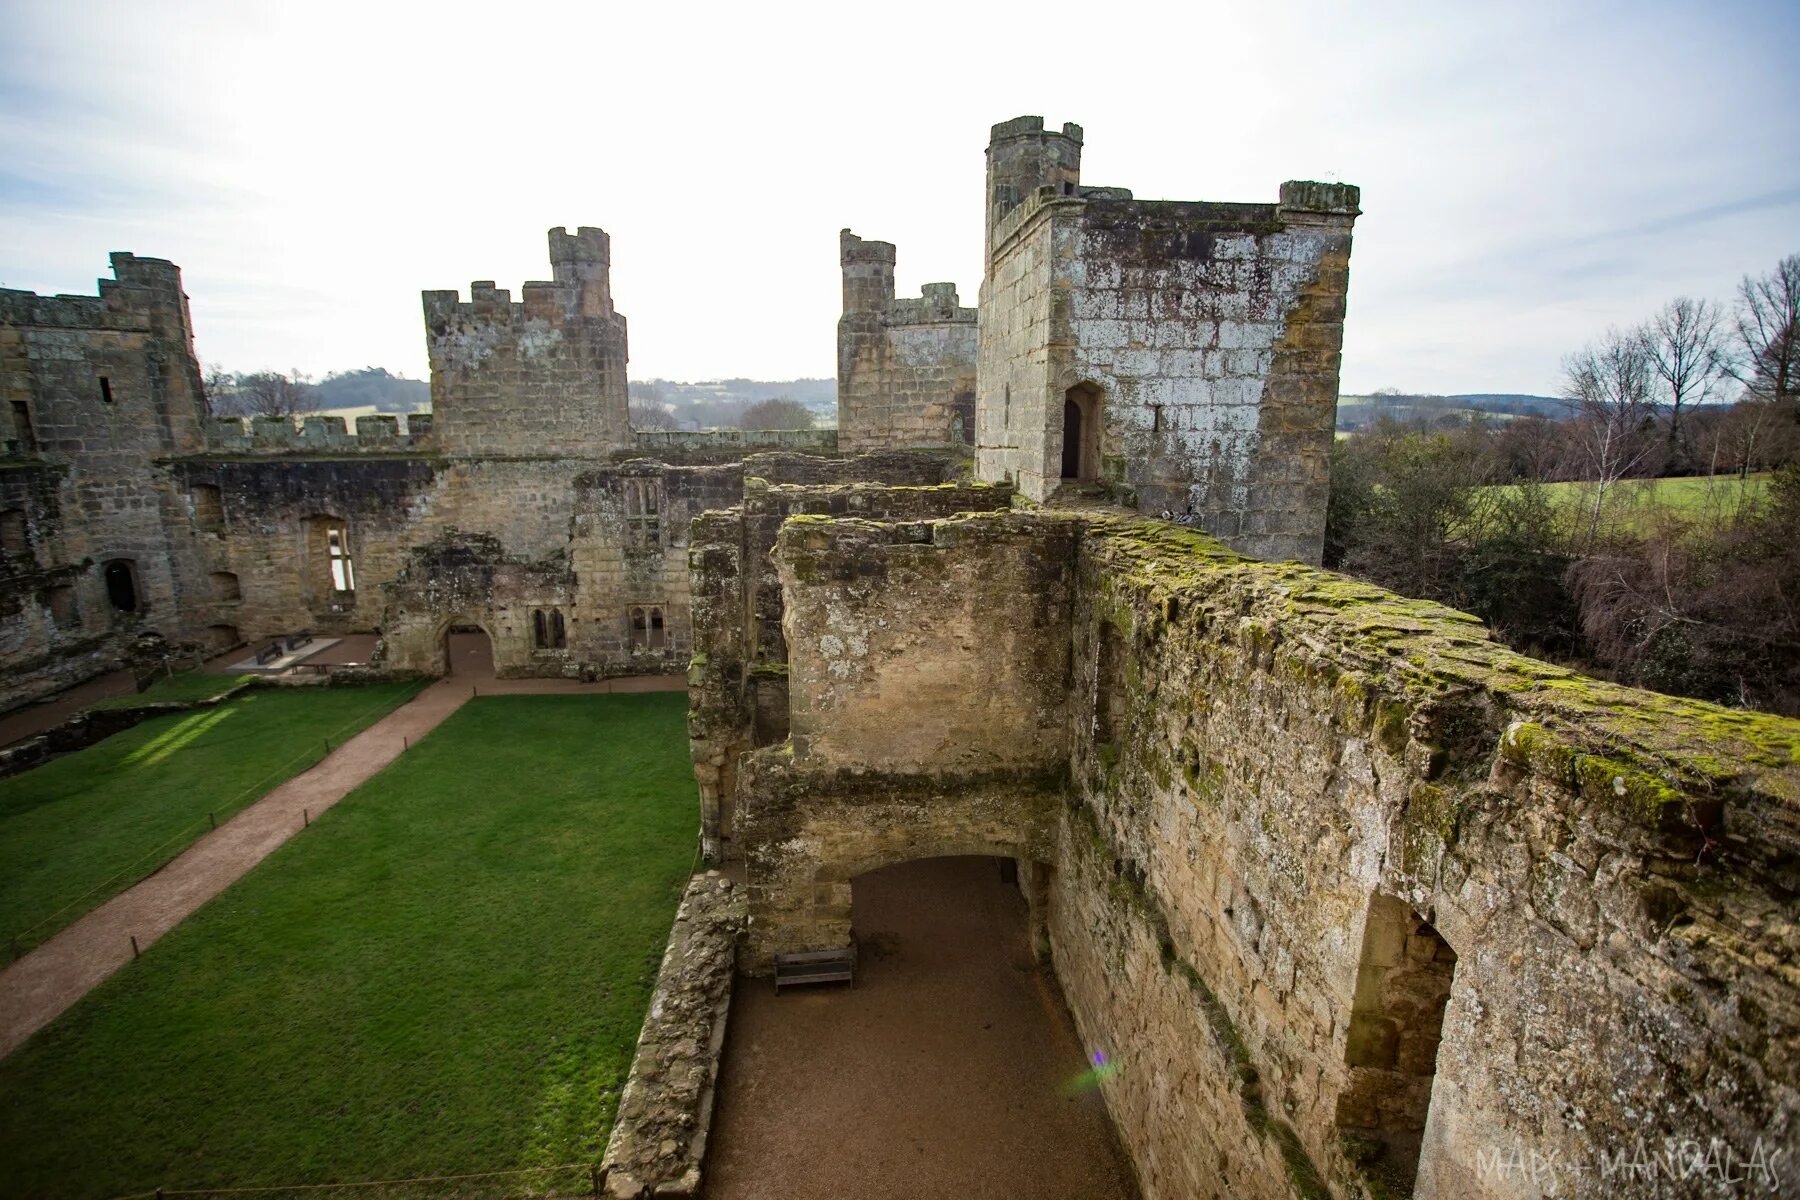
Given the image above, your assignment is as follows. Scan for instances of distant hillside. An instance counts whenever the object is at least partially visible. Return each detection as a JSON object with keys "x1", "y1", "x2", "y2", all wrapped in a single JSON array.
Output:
[
  {"x1": 630, "y1": 378, "x2": 836, "y2": 429},
  {"x1": 315, "y1": 367, "x2": 430, "y2": 413},
  {"x1": 1338, "y1": 391, "x2": 1564, "y2": 431}
]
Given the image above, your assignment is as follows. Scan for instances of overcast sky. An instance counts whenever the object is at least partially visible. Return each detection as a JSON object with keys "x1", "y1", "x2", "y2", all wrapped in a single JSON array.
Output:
[{"x1": 1, "y1": 0, "x2": 1795, "y2": 396}]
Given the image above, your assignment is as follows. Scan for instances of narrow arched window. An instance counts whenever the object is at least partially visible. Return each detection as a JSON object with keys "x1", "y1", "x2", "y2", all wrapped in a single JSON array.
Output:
[
  {"x1": 550, "y1": 609, "x2": 566, "y2": 649},
  {"x1": 533, "y1": 609, "x2": 549, "y2": 649}
]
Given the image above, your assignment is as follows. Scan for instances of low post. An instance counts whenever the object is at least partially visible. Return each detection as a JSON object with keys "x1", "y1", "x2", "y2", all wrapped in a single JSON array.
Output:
[
  {"x1": 303, "y1": 808, "x2": 310, "y2": 828},
  {"x1": 208, "y1": 811, "x2": 216, "y2": 831},
  {"x1": 130, "y1": 935, "x2": 140, "y2": 959}
]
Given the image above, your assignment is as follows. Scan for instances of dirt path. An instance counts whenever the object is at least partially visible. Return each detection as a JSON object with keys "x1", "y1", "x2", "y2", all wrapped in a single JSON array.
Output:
[
  {"x1": 0, "y1": 671, "x2": 685, "y2": 1059},
  {"x1": 704, "y1": 856, "x2": 1139, "y2": 1200}
]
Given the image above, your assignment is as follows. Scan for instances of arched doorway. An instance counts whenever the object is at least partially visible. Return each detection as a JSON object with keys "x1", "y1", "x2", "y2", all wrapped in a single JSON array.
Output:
[
  {"x1": 443, "y1": 621, "x2": 494, "y2": 678},
  {"x1": 1061, "y1": 383, "x2": 1103, "y2": 482},
  {"x1": 103, "y1": 560, "x2": 139, "y2": 613}
]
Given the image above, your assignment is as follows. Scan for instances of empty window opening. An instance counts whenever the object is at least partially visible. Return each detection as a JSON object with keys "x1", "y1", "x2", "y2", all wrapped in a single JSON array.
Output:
[
  {"x1": 1061, "y1": 383, "x2": 1104, "y2": 482},
  {"x1": 533, "y1": 607, "x2": 568, "y2": 650},
  {"x1": 623, "y1": 478, "x2": 662, "y2": 549},
  {"x1": 206, "y1": 624, "x2": 240, "y2": 652},
  {"x1": 103, "y1": 560, "x2": 139, "y2": 613},
  {"x1": 953, "y1": 391, "x2": 976, "y2": 445},
  {"x1": 1335, "y1": 893, "x2": 1459, "y2": 1195},
  {"x1": 10, "y1": 401, "x2": 36, "y2": 453},
  {"x1": 98, "y1": 377, "x2": 114, "y2": 404},
  {"x1": 630, "y1": 605, "x2": 667, "y2": 650},
  {"x1": 47, "y1": 584, "x2": 77, "y2": 628},
  {"x1": 190, "y1": 484, "x2": 224, "y2": 529},
  {"x1": 1152, "y1": 404, "x2": 1164, "y2": 435},
  {"x1": 0, "y1": 509, "x2": 27, "y2": 555},
  {"x1": 1003, "y1": 384, "x2": 1011, "y2": 426},
  {"x1": 327, "y1": 527, "x2": 355, "y2": 592},
  {"x1": 209, "y1": 571, "x2": 241, "y2": 603}
]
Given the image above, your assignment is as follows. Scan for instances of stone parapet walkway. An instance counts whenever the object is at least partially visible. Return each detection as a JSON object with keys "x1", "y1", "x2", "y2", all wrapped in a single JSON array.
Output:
[{"x1": 0, "y1": 672, "x2": 685, "y2": 1059}]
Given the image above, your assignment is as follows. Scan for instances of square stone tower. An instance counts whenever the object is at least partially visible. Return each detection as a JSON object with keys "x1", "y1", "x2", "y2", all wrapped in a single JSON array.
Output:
[
  {"x1": 976, "y1": 117, "x2": 1359, "y2": 565},
  {"x1": 422, "y1": 226, "x2": 631, "y2": 458}
]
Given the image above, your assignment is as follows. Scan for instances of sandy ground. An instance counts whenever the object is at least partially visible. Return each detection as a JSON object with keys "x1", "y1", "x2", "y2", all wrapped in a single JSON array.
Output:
[
  {"x1": 704, "y1": 857, "x2": 1140, "y2": 1200},
  {"x1": 0, "y1": 638, "x2": 684, "y2": 1059}
]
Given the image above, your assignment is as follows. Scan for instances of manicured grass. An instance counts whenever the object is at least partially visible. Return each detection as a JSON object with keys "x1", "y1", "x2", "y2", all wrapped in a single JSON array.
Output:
[
  {"x1": 0, "y1": 681, "x2": 424, "y2": 953},
  {"x1": 82, "y1": 670, "x2": 255, "y2": 711},
  {"x1": 0, "y1": 693, "x2": 697, "y2": 1200}
]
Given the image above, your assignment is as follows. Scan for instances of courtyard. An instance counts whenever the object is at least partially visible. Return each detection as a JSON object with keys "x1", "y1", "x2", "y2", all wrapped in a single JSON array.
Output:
[{"x1": 0, "y1": 691, "x2": 696, "y2": 1199}]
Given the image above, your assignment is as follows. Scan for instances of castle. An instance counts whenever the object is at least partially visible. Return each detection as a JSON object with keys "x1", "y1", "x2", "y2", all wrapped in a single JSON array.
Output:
[{"x1": 4, "y1": 117, "x2": 1796, "y2": 1200}]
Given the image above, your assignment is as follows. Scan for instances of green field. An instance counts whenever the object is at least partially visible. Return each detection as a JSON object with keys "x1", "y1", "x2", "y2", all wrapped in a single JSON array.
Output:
[
  {"x1": 0, "y1": 692, "x2": 696, "y2": 1199},
  {"x1": 1, "y1": 681, "x2": 424, "y2": 953},
  {"x1": 1485, "y1": 473, "x2": 1771, "y2": 535}
]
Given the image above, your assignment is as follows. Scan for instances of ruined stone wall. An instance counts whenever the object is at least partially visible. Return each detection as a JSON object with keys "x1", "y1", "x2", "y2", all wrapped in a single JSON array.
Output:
[
  {"x1": 732, "y1": 509, "x2": 1800, "y2": 1198},
  {"x1": 1069, "y1": 518, "x2": 1799, "y2": 1199},
  {"x1": 0, "y1": 255, "x2": 215, "y2": 709},
  {"x1": 689, "y1": 477, "x2": 1012, "y2": 861},
  {"x1": 976, "y1": 116, "x2": 1358, "y2": 565},
  {"x1": 423, "y1": 227, "x2": 630, "y2": 458},
  {"x1": 837, "y1": 232, "x2": 978, "y2": 453}
]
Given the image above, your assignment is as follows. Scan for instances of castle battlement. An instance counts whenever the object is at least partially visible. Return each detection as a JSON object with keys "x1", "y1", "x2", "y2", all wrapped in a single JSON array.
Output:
[{"x1": 205, "y1": 412, "x2": 434, "y2": 454}]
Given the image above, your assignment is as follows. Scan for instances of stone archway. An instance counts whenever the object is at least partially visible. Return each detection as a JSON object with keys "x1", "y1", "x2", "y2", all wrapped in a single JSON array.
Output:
[{"x1": 440, "y1": 616, "x2": 495, "y2": 679}]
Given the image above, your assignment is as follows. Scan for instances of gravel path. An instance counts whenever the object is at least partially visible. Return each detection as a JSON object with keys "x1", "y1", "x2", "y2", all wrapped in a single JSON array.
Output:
[
  {"x1": 704, "y1": 856, "x2": 1140, "y2": 1200},
  {"x1": 0, "y1": 666, "x2": 685, "y2": 1059}
]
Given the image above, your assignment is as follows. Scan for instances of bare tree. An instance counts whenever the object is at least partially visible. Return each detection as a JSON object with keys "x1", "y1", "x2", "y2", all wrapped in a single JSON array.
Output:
[
  {"x1": 1640, "y1": 296, "x2": 1728, "y2": 461},
  {"x1": 629, "y1": 400, "x2": 680, "y2": 431},
  {"x1": 1563, "y1": 329, "x2": 1659, "y2": 549},
  {"x1": 1732, "y1": 253, "x2": 1800, "y2": 420},
  {"x1": 215, "y1": 369, "x2": 317, "y2": 418}
]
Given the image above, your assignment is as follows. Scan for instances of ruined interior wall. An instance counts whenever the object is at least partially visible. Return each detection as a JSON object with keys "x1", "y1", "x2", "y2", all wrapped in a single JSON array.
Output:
[
  {"x1": 732, "y1": 508, "x2": 1799, "y2": 1197},
  {"x1": 688, "y1": 478, "x2": 1012, "y2": 861},
  {"x1": 976, "y1": 176, "x2": 1358, "y2": 565},
  {"x1": 780, "y1": 513, "x2": 1075, "y2": 774},
  {"x1": 1051, "y1": 516, "x2": 1800, "y2": 1199}
]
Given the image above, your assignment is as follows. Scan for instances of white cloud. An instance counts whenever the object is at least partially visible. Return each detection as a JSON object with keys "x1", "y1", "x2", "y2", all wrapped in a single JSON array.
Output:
[{"x1": 1, "y1": 0, "x2": 1794, "y2": 395}]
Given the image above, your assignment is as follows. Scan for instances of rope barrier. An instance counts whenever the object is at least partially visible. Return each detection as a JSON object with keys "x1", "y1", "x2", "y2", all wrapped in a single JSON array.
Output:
[
  {"x1": 7, "y1": 678, "x2": 432, "y2": 955},
  {"x1": 100, "y1": 1162, "x2": 597, "y2": 1200}
]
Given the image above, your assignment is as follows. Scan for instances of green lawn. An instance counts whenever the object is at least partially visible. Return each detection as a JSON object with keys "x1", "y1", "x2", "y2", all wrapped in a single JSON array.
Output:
[
  {"x1": 82, "y1": 670, "x2": 255, "y2": 711},
  {"x1": 1, "y1": 681, "x2": 424, "y2": 953},
  {"x1": 1535, "y1": 472, "x2": 1769, "y2": 518},
  {"x1": 0, "y1": 692, "x2": 697, "y2": 1200}
]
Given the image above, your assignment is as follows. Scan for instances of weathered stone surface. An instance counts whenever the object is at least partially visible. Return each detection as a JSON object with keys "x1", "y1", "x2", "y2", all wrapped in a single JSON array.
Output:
[
  {"x1": 837, "y1": 231, "x2": 978, "y2": 453},
  {"x1": 975, "y1": 116, "x2": 1358, "y2": 565},
  {"x1": 600, "y1": 872, "x2": 744, "y2": 1200},
  {"x1": 730, "y1": 508, "x2": 1800, "y2": 1199}
]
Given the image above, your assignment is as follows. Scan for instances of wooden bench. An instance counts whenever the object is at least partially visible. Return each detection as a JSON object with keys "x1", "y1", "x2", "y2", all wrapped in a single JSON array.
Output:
[{"x1": 773, "y1": 948, "x2": 855, "y2": 994}]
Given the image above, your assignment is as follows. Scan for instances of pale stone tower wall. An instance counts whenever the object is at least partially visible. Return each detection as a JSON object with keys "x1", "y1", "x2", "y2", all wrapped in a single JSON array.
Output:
[
  {"x1": 976, "y1": 116, "x2": 1358, "y2": 565},
  {"x1": 836, "y1": 231, "x2": 978, "y2": 452},
  {"x1": 422, "y1": 226, "x2": 631, "y2": 458}
]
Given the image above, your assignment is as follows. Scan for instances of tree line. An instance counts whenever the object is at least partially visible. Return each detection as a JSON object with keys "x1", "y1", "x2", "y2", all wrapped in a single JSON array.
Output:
[{"x1": 1327, "y1": 252, "x2": 1800, "y2": 715}]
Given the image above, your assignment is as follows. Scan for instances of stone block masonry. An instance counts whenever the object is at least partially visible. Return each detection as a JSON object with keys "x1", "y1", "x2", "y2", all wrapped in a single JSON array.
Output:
[
  {"x1": 977, "y1": 116, "x2": 1358, "y2": 565},
  {"x1": 728, "y1": 507, "x2": 1800, "y2": 1198},
  {"x1": 423, "y1": 226, "x2": 631, "y2": 458},
  {"x1": 600, "y1": 873, "x2": 744, "y2": 1199},
  {"x1": 837, "y1": 231, "x2": 978, "y2": 453}
]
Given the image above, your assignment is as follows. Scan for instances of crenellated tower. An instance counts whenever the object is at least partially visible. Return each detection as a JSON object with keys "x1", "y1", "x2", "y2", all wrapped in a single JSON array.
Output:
[{"x1": 423, "y1": 226, "x2": 631, "y2": 458}]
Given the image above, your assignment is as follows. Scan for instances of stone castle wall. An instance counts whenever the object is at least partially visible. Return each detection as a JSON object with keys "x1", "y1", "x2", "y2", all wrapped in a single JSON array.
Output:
[
  {"x1": 836, "y1": 231, "x2": 978, "y2": 453},
  {"x1": 734, "y1": 508, "x2": 1800, "y2": 1198},
  {"x1": 0, "y1": 254, "x2": 216, "y2": 708},
  {"x1": 423, "y1": 226, "x2": 631, "y2": 458},
  {"x1": 976, "y1": 117, "x2": 1358, "y2": 565}
]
